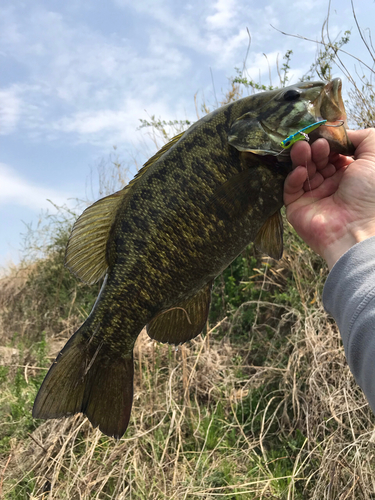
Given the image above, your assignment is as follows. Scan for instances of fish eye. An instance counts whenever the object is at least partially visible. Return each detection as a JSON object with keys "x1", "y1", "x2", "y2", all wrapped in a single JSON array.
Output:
[
  {"x1": 283, "y1": 90, "x2": 301, "y2": 101},
  {"x1": 284, "y1": 141, "x2": 291, "y2": 146}
]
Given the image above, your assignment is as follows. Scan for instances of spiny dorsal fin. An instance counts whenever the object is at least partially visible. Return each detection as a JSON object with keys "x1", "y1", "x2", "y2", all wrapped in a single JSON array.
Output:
[
  {"x1": 254, "y1": 210, "x2": 284, "y2": 260},
  {"x1": 65, "y1": 131, "x2": 186, "y2": 285},
  {"x1": 147, "y1": 281, "x2": 213, "y2": 344},
  {"x1": 142, "y1": 131, "x2": 185, "y2": 169}
]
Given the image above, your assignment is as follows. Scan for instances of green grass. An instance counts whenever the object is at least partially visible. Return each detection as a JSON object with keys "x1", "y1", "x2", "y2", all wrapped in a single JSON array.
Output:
[{"x1": 1, "y1": 224, "x2": 374, "y2": 499}]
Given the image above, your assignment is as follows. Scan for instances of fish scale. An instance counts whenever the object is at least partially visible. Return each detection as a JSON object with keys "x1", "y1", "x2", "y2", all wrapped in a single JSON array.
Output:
[{"x1": 33, "y1": 78, "x2": 354, "y2": 438}]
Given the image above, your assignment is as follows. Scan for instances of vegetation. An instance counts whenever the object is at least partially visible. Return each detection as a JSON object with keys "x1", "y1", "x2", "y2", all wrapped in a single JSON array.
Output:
[
  {"x1": 2, "y1": 210, "x2": 374, "y2": 499},
  {"x1": 1, "y1": 8, "x2": 375, "y2": 500}
]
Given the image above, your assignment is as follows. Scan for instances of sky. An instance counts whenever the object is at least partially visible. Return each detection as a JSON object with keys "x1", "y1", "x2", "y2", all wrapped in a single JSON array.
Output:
[{"x1": 1, "y1": 0, "x2": 374, "y2": 269}]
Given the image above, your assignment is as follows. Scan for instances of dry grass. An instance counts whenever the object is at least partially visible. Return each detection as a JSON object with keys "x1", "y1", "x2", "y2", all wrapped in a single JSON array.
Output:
[
  {"x1": 1, "y1": 236, "x2": 375, "y2": 500},
  {"x1": 0, "y1": 264, "x2": 34, "y2": 309}
]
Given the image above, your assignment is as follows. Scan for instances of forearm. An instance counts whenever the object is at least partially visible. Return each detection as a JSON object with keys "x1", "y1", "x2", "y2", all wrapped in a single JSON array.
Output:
[{"x1": 323, "y1": 235, "x2": 375, "y2": 413}]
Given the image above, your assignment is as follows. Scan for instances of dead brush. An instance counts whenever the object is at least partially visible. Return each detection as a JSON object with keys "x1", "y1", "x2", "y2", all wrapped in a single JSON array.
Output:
[
  {"x1": 2, "y1": 235, "x2": 375, "y2": 499},
  {"x1": 0, "y1": 213, "x2": 375, "y2": 500},
  {"x1": 0, "y1": 264, "x2": 36, "y2": 344},
  {"x1": 0, "y1": 264, "x2": 34, "y2": 308}
]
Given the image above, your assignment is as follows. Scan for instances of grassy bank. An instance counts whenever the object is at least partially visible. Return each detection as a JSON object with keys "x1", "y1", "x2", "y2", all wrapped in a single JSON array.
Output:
[{"x1": 1, "y1": 218, "x2": 374, "y2": 499}]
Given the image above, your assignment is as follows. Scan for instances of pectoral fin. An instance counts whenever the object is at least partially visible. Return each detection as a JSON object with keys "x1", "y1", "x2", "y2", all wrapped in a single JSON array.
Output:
[
  {"x1": 254, "y1": 210, "x2": 284, "y2": 259},
  {"x1": 210, "y1": 169, "x2": 284, "y2": 258},
  {"x1": 147, "y1": 281, "x2": 213, "y2": 344},
  {"x1": 209, "y1": 169, "x2": 258, "y2": 220}
]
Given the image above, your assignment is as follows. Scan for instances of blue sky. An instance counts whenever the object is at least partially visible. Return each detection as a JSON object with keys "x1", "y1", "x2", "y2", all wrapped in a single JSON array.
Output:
[{"x1": 1, "y1": 0, "x2": 374, "y2": 269}]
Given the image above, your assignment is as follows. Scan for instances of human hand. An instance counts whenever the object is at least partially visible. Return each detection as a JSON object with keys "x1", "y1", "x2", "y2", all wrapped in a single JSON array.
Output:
[{"x1": 283, "y1": 128, "x2": 375, "y2": 269}]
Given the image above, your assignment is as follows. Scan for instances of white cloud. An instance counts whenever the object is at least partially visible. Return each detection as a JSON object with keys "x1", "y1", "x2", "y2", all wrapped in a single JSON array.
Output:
[
  {"x1": 0, "y1": 1, "x2": 309, "y2": 149},
  {"x1": 214, "y1": 28, "x2": 250, "y2": 65},
  {"x1": 53, "y1": 108, "x2": 137, "y2": 145},
  {"x1": 0, "y1": 4, "x2": 197, "y2": 148},
  {"x1": 0, "y1": 162, "x2": 70, "y2": 210},
  {"x1": 206, "y1": 0, "x2": 237, "y2": 30},
  {"x1": 0, "y1": 0, "x2": 360, "y2": 151},
  {"x1": 52, "y1": 93, "x2": 193, "y2": 153},
  {"x1": 111, "y1": 0, "x2": 251, "y2": 66},
  {"x1": 0, "y1": 87, "x2": 22, "y2": 134}
]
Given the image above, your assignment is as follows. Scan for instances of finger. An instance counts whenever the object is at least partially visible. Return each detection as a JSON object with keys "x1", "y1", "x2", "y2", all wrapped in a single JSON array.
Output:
[
  {"x1": 307, "y1": 167, "x2": 344, "y2": 199},
  {"x1": 290, "y1": 141, "x2": 316, "y2": 179},
  {"x1": 319, "y1": 163, "x2": 337, "y2": 179},
  {"x1": 329, "y1": 152, "x2": 354, "y2": 169},
  {"x1": 303, "y1": 171, "x2": 324, "y2": 191},
  {"x1": 311, "y1": 138, "x2": 330, "y2": 171},
  {"x1": 283, "y1": 165, "x2": 308, "y2": 206},
  {"x1": 347, "y1": 128, "x2": 375, "y2": 162},
  {"x1": 290, "y1": 140, "x2": 311, "y2": 168},
  {"x1": 346, "y1": 128, "x2": 374, "y2": 148}
]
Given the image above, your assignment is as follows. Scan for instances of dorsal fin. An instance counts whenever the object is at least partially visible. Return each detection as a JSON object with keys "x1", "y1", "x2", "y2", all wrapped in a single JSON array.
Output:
[
  {"x1": 65, "y1": 190, "x2": 126, "y2": 284},
  {"x1": 65, "y1": 131, "x2": 186, "y2": 285}
]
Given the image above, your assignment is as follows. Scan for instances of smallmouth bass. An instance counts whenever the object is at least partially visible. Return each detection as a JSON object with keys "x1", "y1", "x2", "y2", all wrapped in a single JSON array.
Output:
[{"x1": 33, "y1": 79, "x2": 353, "y2": 438}]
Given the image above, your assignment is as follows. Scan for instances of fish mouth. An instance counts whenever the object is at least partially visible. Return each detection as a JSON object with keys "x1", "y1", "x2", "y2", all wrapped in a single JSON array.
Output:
[{"x1": 310, "y1": 78, "x2": 355, "y2": 155}]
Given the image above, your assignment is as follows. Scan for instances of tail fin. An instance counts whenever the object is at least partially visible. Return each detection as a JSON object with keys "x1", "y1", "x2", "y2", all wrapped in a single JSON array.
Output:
[{"x1": 33, "y1": 323, "x2": 134, "y2": 439}]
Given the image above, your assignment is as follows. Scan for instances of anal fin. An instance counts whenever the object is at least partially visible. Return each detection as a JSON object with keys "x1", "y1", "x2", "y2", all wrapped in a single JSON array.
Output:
[{"x1": 147, "y1": 281, "x2": 213, "y2": 344}]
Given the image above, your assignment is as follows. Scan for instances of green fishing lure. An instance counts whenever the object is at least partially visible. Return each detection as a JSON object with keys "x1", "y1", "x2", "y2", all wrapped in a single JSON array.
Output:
[{"x1": 280, "y1": 120, "x2": 327, "y2": 149}]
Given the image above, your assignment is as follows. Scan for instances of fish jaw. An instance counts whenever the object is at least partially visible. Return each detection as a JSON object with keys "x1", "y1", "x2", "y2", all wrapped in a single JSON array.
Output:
[{"x1": 310, "y1": 78, "x2": 355, "y2": 155}]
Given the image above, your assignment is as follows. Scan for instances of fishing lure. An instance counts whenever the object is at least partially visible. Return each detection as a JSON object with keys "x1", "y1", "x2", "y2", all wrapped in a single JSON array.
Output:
[{"x1": 280, "y1": 120, "x2": 327, "y2": 149}]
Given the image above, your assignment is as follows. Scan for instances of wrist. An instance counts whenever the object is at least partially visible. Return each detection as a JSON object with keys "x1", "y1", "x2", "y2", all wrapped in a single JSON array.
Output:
[
  {"x1": 323, "y1": 223, "x2": 375, "y2": 270},
  {"x1": 322, "y1": 233, "x2": 360, "y2": 270}
]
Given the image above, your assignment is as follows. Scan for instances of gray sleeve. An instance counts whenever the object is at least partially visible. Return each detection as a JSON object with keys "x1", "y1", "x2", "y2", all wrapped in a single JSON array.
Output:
[{"x1": 323, "y1": 235, "x2": 375, "y2": 414}]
